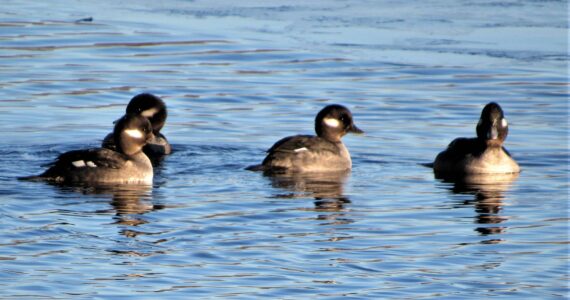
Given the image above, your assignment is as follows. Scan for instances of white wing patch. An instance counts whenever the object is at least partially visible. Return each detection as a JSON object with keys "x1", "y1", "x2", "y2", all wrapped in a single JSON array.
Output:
[
  {"x1": 294, "y1": 147, "x2": 309, "y2": 153},
  {"x1": 72, "y1": 160, "x2": 86, "y2": 168},
  {"x1": 324, "y1": 118, "x2": 340, "y2": 128},
  {"x1": 125, "y1": 129, "x2": 144, "y2": 139},
  {"x1": 141, "y1": 107, "x2": 159, "y2": 117},
  {"x1": 71, "y1": 160, "x2": 97, "y2": 168},
  {"x1": 501, "y1": 118, "x2": 508, "y2": 127}
]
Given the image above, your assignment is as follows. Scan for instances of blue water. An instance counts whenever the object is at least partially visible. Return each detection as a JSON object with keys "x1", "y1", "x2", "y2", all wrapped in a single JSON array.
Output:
[{"x1": 0, "y1": 0, "x2": 568, "y2": 298}]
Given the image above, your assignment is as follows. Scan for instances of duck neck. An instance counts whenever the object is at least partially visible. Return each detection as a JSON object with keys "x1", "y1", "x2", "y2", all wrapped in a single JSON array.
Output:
[
  {"x1": 117, "y1": 140, "x2": 144, "y2": 156},
  {"x1": 319, "y1": 132, "x2": 343, "y2": 143},
  {"x1": 481, "y1": 137, "x2": 504, "y2": 149}
]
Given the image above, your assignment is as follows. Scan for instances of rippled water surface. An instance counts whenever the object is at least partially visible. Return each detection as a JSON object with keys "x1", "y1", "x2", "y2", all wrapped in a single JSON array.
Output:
[{"x1": 1, "y1": 0, "x2": 568, "y2": 298}]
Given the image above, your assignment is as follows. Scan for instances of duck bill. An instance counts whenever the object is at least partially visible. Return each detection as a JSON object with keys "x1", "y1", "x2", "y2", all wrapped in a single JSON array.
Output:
[
  {"x1": 488, "y1": 127, "x2": 499, "y2": 140},
  {"x1": 113, "y1": 116, "x2": 124, "y2": 125},
  {"x1": 349, "y1": 124, "x2": 364, "y2": 134},
  {"x1": 486, "y1": 121, "x2": 499, "y2": 140}
]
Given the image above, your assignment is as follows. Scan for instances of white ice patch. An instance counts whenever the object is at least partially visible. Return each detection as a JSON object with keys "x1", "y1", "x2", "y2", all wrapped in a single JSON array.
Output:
[
  {"x1": 141, "y1": 107, "x2": 159, "y2": 117},
  {"x1": 324, "y1": 118, "x2": 340, "y2": 128},
  {"x1": 125, "y1": 129, "x2": 144, "y2": 139},
  {"x1": 86, "y1": 161, "x2": 97, "y2": 168},
  {"x1": 72, "y1": 160, "x2": 86, "y2": 168},
  {"x1": 501, "y1": 118, "x2": 508, "y2": 127},
  {"x1": 294, "y1": 147, "x2": 308, "y2": 153}
]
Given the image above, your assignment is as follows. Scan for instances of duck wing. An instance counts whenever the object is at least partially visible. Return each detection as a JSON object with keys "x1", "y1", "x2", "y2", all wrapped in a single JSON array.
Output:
[
  {"x1": 46, "y1": 148, "x2": 129, "y2": 169},
  {"x1": 266, "y1": 135, "x2": 337, "y2": 154}
]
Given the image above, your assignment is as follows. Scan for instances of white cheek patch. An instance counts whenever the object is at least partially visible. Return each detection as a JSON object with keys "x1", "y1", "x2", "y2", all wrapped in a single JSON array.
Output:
[
  {"x1": 501, "y1": 118, "x2": 508, "y2": 128},
  {"x1": 72, "y1": 160, "x2": 86, "y2": 168},
  {"x1": 141, "y1": 108, "x2": 159, "y2": 118},
  {"x1": 324, "y1": 118, "x2": 340, "y2": 128},
  {"x1": 86, "y1": 161, "x2": 97, "y2": 168},
  {"x1": 124, "y1": 129, "x2": 144, "y2": 139},
  {"x1": 294, "y1": 147, "x2": 308, "y2": 153}
]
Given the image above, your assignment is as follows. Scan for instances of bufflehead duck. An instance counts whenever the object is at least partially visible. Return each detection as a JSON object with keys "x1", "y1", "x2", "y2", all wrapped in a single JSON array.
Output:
[
  {"x1": 21, "y1": 114, "x2": 154, "y2": 184},
  {"x1": 102, "y1": 93, "x2": 171, "y2": 158},
  {"x1": 433, "y1": 102, "x2": 520, "y2": 175},
  {"x1": 247, "y1": 104, "x2": 363, "y2": 173}
]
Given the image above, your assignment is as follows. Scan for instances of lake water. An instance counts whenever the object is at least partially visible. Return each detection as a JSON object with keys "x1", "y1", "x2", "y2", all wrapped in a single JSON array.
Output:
[{"x1": 1, "y1": 0, "x2": 568, "y2": 298}]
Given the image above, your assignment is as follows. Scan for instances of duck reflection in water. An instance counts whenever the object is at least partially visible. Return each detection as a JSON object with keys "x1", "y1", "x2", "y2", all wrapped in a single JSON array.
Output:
[
  {"x1": 51, "y1": 183, "x2": 163, "y2": 230},
  {"x1": 264, "y1": 170, "x2": 353, "y2": 223},
  {"x1": 437, "y1": 172, "x2": 519, "y2": 242}
]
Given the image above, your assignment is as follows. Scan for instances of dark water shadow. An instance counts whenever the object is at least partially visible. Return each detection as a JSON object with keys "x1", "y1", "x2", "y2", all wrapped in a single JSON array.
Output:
[{"x1": 436, "y1": 173, "x2": 519, "y2": 243}]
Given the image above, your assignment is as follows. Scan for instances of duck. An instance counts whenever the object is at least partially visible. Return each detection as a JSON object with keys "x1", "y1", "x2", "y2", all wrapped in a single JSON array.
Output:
[
  {"x1": 102, "y1": 93, "x2": 171, "y2": 158},
  {"x1": 20, "y1": 114, "x2": 154, "y2": 184},
  {"x1": 246, "y1": 104, "x2": 363, "y2": 173},
  {"x1": 433, "y1": 102, "x2": 520, "y2": 175}
]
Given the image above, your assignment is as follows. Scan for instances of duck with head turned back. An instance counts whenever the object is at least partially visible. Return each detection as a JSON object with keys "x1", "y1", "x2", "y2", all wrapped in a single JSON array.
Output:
[
  {"x1": 247, "y1": 104, "x2": 363, "y2": 173},
  {"x1": 103, "y1": 93, "x2": 171, "y2": 160},
  {"x1": 433, "y1": 102, "x2": 520, "y2": 176}
]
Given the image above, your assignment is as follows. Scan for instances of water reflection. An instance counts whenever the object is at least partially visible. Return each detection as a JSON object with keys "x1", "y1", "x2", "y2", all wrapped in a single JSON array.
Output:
[
  {"x1": 106, "y1": 185, "x2": 164, "y2": 228},
  {"x1": 265, "y1": 171, "x2": 353, "y2": 224},
  {"x1": 50, "y1": 183, "x2": 161, "y2": 227},
  {"x1": 266, "y1": 171, "x2": 350, "y2": 206},
  {"x1": 437, "y1": 173, "x2": 519, "y2": 242}
]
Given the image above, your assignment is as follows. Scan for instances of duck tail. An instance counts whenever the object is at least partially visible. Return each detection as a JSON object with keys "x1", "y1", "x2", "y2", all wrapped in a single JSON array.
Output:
[
  {"x1": 17, "y1": 175, "x2": 44, "y2": 181},
  {"x1": 245, "y1": 164, "x2": 265, "y2": 172}
]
